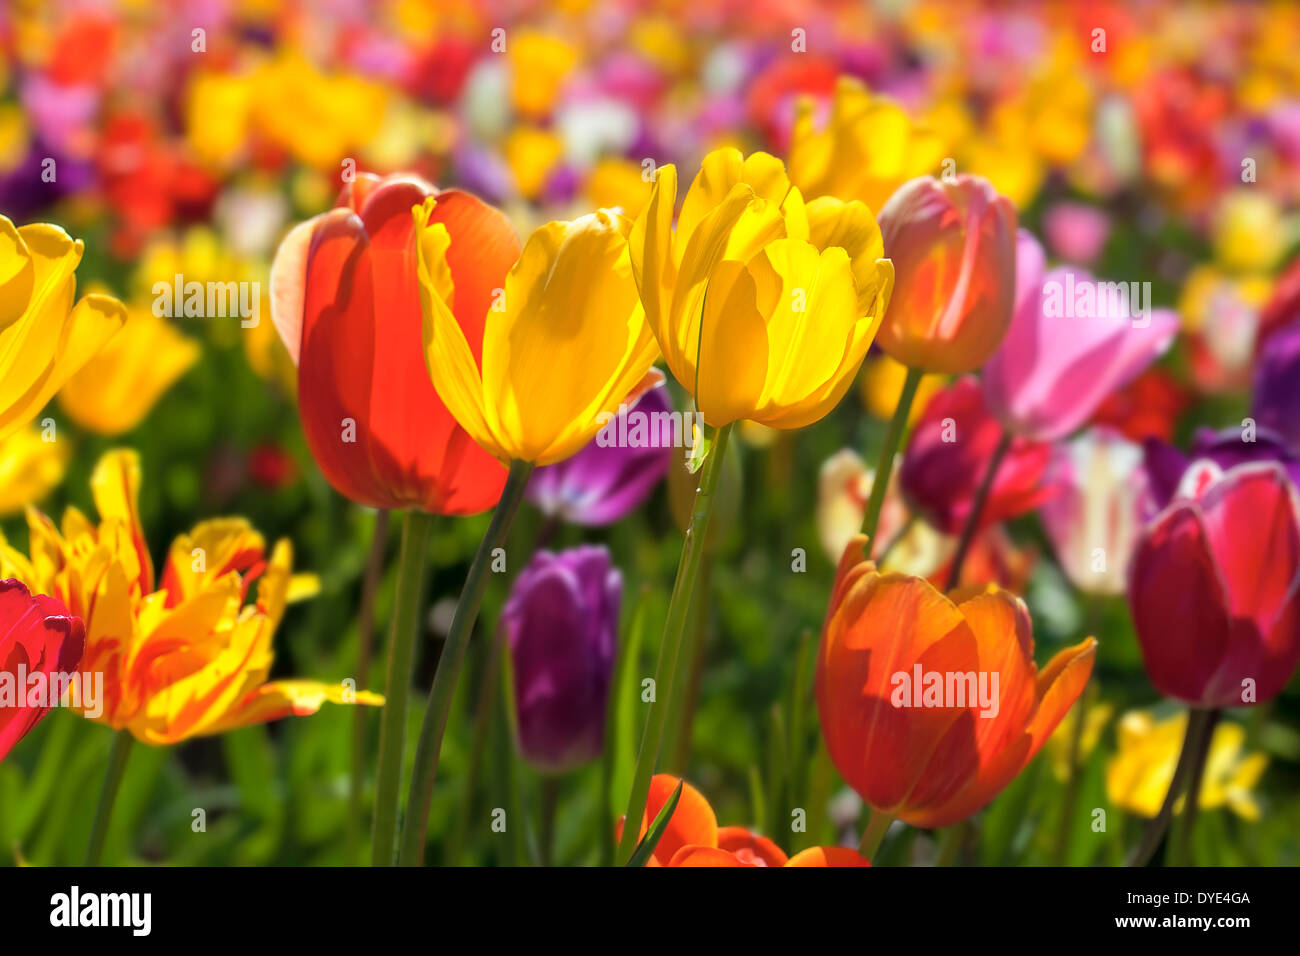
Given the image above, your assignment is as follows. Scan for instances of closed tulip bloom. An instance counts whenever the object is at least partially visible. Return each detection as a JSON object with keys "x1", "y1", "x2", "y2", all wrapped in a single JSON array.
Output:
[
  {"x1": 1252, "y1": 320, "x2": 1300, "y2": 450},
  {"x1": 270, "y1": 172, "x2": 515, "y2": 513},
  {"x1": 789, "y1": 77, "x2": 946, "y2": 213},
  {"x1": 817, "y1": 535, "x2": 1096, "y2": 828},
  {"x1": 618, "y1": 774, "x2": 870, "y2": 866},
  {"x1": 418, "y1": 204, "x2": 660, "y2": 464},
  {"x1": 982, "y1": 231, "x2": 1179, "y2": 441},
  {"x1": 0, "y1": 450, "x2": 380, "y2": 744},
  {"x1": 1128, "y1": 462, "x2": 1300, "y2": 709},
  {"x1": 0, "y1": 580, "x2": 85, "y2": 763},
  {"x1": 900, "y1": 377, "x2": 1054, "y2": 536},
  {"x1": 1141, "y1": 428, "x2": 1300, "y2": 519},
  {"x1": 59, "y1": 304, "x2": 199, "y2": 435},
  {"x1": 0, "y1": 216, "x2": 126, "y2": 441},
  {"x1": 630, "y1": 147, "x2": 894, "y2": 428},
  {"x1": 525, "y1": 384, "x2": 673, "y2": 526},
  {"x1": 874, "y1": 175, "x2": 1017, "y2": 374},
  {"x1": 504, "y1": 546, "x2": 620, "y2": 772},
  {"x1": 1040, "y1": 428, "x2": 1148, "y2": 595}
]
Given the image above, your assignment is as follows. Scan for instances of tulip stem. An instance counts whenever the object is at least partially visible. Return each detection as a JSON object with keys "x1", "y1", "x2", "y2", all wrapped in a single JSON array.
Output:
[
  {"x1": 858, "y1": 809, "x2": 894, "y2": 861},
  {"x1": 370, "y1": 509, "x2": 434, "y2": 866},
  {"x1": 85, "y1": 730, "x2": 134, "y2": 866},
  {"x1": 349, "y1": 508, "x2": 390, "y2": 866},
  {"x1": 861, "y1": 366, "x2": 924, "y2": 553},
  {"x1": 1126, "y1": 708, "x2": 1217, "y2": 867},
  {"x1": 1172, "y1": 708, "x2": 1221, "y2": 866},
  {"x1": 616, "y1": 423, "x2": 734, "y2": 864},
  {"x1": 945, "y1": 428, "x2": 1012, "y2": 591},
  {"x1": 1052, "y1": 685, "x2": 1091, "y2": 866},
  {"x1": 398, "y1": 459, "x2": 535, "y2": 866}
]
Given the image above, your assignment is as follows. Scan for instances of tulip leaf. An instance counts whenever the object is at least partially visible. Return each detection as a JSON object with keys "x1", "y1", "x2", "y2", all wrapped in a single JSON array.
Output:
[
  {"x1": 685, "y1": 416, "x2": 715, "y2": 475},
  {"x1": 625, "y1": 779, "x2": 683, "y2": 866}
]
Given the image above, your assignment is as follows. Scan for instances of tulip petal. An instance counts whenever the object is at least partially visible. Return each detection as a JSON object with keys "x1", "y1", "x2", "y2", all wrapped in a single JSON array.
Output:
[
  {"x1": 0, "y1": 216, "x2": 34, "y2": 332},
  {"x1": 785, "y1": 846, "x2": 872, "y2": 867},
  {"x1": 716, "y1": 826, "x2": 789, "y2": 866},
  {"x1": 268, "y1": 214, "x2": 321, "y2": 366}
]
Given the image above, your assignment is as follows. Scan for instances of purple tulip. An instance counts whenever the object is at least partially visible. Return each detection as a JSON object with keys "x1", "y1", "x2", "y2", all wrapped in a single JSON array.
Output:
[
  {"x1": 1252, "y1": 321, "x2": 1300, "y2": 451},
  {"x1": 526, "y1": 384, "x2": 674, "y2": 526},
  {"x1": 504, "y1": 546, "x2": 621, "y2": 773},
  {"x1": 1142, "y1": 425, "x2": 1300, "y2": 518}
]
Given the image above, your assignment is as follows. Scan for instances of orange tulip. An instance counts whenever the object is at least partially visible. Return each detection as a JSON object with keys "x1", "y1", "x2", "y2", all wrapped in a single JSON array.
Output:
[
  {"x1": 816, "y1": 535, "x2": 1095, "y2": 828},
  {"x1": 618, "y1": 774, "x2": 870, "y2": 867},
  {"x1": 874, "y1": 175, "x2": 1017, "y2": 374}
]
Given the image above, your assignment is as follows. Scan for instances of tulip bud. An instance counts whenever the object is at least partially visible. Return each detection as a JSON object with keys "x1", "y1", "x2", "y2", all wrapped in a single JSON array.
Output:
[
  {"x1": 875, "y1": 175, "x2": 1017, "y2": 374},
  {"x1": 526, "y1": 385, "x2": 673, "y2": 526},
  {"x1": 900, "y1": 377, "x2": 1054, "y2": 535},
  {"x1": 816, "y1": 535, "x2": 1095, "y2": 828},
  {"x1": 504, "y1": 546, "x2": 621, "y2": 772},
  {"x1": 0, "y1": 580, "x2": 85, "y2": 764},
  {"x1": 1128, "y1": 463, "x2": 1300, "y2": 708}
]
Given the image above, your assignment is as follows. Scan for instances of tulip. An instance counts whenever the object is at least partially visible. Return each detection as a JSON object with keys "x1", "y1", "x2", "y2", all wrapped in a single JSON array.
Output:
[
  {"x1": 788, "y1": 76, "x2": 945, "y2": 214},
  {"x1": 873, "y1": 174, "x2": 1017, "y2": 375},
  {"x1": 619, "y1": 774, "x2": 870, "y2": 867},
  {"x1": 503, "y1": 546, "x2": 620, "y2": 772},
  {"x1": 59, "y1": 303, "x2": 199, "y2": 435},
  {"x1": 1128, "y1": 462, "x2": 1300, "y2": 709},
  {"x1": 402, "y1": 204, "x2": 659, "y2": 864},
  {"x1": 1107, "y1": 710, "x2": 1267, "y2": 821},
  {"x1": 0, "y1": 425, "x2": 69, "y2": 516},
  {"x1": 0, "y1": 216, "x2": 126, "y2": 441},
  {"x1": 630, "y1": 146, "x2": 894, "y2": 429},
  {"x1": 982, "y1": 231, "x2": 1179, "y2": 441},
  {"x1": 525, "y1": 385, "x2": 673, "y2": 527},
  {"x1": 0, "y1": 449, "x2": 380, "y2": 742},
  {"x1": 1089, "y1": 367, "x2": 1190, "y2": 443},
  {"x1": 1141, "y1": 427, "x2": 1300, "y2": 519},
  {"x1": 900, "y1": 377, "x2": 1054, "y2": 536},
  {"x1": 0, "y1": 579, "x2": 85, "y2": 764},
  {"x1": 270, "y1": 171, "x2": 515, "y2": 514},
  {"x1": 418, "y1": 203, "x2": 659, "y2": 465},
  {"x1": 1252, "y1": 320, "x2": 1300, "y2": 451},
  {"x1": 816, "y1": 535, "x2": 1096, "y2": 830},
  {"x1": 1040, "y1": 428, "x2": 1148, "y2": 595}
]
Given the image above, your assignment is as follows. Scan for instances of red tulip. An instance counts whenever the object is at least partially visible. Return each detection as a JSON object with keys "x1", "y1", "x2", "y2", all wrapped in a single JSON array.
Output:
[
  {"x1": 900, "y1": 376, "x2": 1054, "y2": 536},
  {"x1": 1129, "y1": 462, "x2": 1300, "y2": 708},
  {"x1": 1, "y1": 580, "x2": 85, "y2": 764},
  {"x1": 270, "y1": 172, "x2": 517, "y2": 514}
]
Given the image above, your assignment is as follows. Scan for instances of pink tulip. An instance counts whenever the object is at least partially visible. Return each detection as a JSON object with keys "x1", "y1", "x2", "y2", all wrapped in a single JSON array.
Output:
[{"x1": 982, "y1": 231, "x2": 1178, "y2": 441}]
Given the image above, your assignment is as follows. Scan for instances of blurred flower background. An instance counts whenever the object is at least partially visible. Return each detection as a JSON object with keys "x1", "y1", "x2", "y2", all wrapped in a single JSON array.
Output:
[{"x1": 1, "y1": 0, "x2": 1299, "y2": 866}]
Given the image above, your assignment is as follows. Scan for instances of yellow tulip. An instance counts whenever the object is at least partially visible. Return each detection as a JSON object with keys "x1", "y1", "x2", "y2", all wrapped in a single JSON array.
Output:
[
  {"x1": 788, "y1": 77, "x2": 946, "y2": 213},
  {"x1": 415, "y1": 200, "x2": 659, "y2": 465},
  {"x1": 1106, "y1": 710, "x2": 1268, "y2": 821},
  {"x1": 0, "y1": 449, "x2": 379, "y2": 745},
  {"x1": 630, "y1": 147, "x2": 893, "y2": 429},
  {"x1": 58, "y1": 305, "x2": 200, "y2": 435},
  {"x1": 0, "y1": 216, "x2": 126, "y2": 441},
  {"x1": 0, "y1": 424, "x2": 69, "y2": 516}
]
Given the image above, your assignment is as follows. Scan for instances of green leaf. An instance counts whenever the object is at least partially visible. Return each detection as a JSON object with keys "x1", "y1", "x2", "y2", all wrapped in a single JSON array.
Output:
[{"x1": 626, "y1": 779, "x2": 683, "y2": 867}]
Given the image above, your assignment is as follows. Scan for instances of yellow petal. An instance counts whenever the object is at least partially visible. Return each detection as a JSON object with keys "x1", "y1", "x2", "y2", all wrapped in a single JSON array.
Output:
[{"x1": 0, "y1": 424, "x2": 69, "y2": 516}]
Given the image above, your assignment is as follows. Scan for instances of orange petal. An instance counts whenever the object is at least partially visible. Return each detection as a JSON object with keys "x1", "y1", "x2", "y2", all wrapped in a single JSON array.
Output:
[
  {"x1": 668, "y1": 845, "x2": 751, "y2": 867},
  {"x1": 785, "y1": 846, "x2": 872, "y2": 867},
  {"x1": 716, "y1": 826, "x2": 789, "y2": 866}
]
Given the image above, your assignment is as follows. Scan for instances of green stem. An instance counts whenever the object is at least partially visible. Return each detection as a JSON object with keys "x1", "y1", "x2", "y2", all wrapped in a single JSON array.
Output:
[
  {"x1": 858, "y1": 808, "x2": 893, "y2": 861},
  {"x1": 935, "y1": 822, "x2": 965, "y2": 867},
  {"x1": 369, "y1": 509, "x2": 434, "y2": 866},
  {"x1": 348, "y1": 508, "x2": 390, "y2": 866},
  {"x1": 861, "y1": 366, "x2": 923, "y2": 553},
  {"x1": 85, "y1": 730, "x2": 134, "y2": 866},
  {"x1": 1172, "y1": 708, "x2": 1221, "y2": 866},
  {"x1": 615, "y1": 423, "x2": 734, "y2": 863},
  {"x1": 669, "y1": 553, "x2": 712, "y2": 771},
  {"x1": 539, "y1": 776, "x2": 560, "y2": 866},
  {"x1": 398, "y1": 459, "x2": 535, "y2": 866},
  {"x1": 1052, "y1": 688, "x2": 1090, "y2": 866},
  {"x1": 945, "y1": 429, "x2": 1012, "y2": 591},
  {"x1": 1126, "y1": 708, "x2": 1217, "y2": 867}
]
